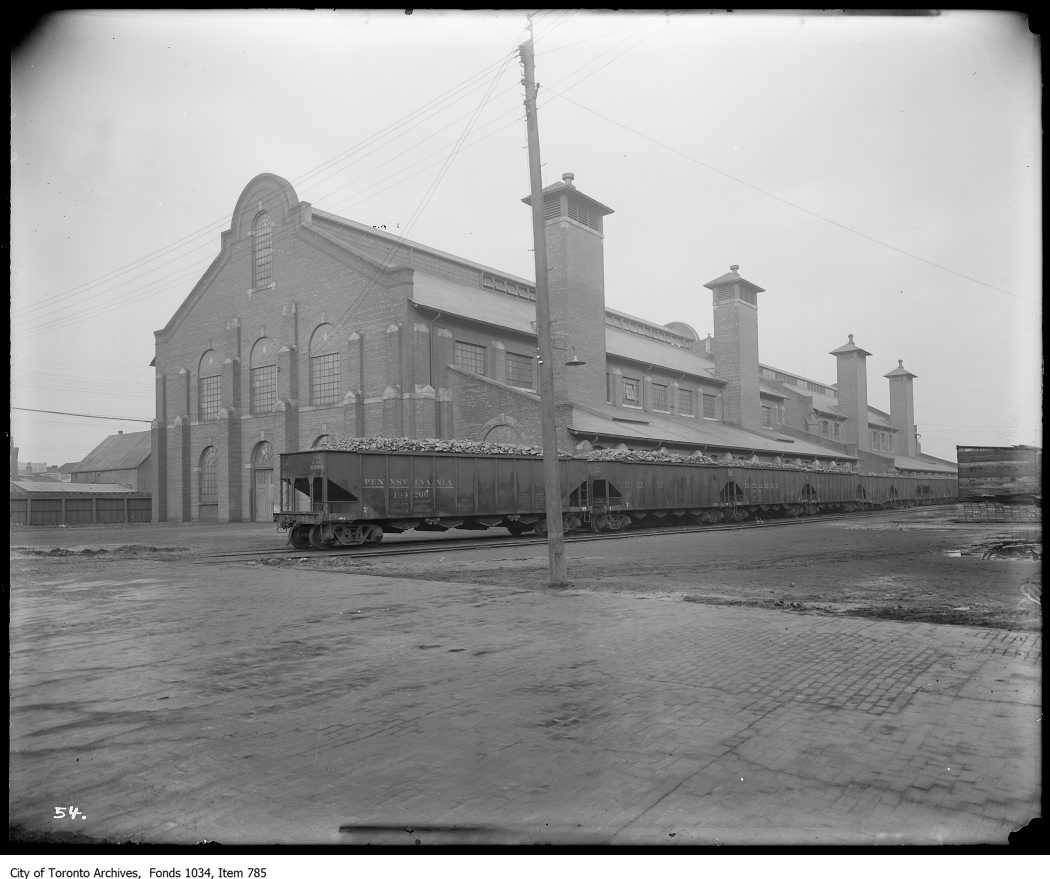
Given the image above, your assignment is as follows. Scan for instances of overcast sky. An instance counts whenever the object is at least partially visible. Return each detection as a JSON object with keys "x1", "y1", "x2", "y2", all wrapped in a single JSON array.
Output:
[{"x1": 10, "y1": 9, "x2": 1041, "y2": 467}]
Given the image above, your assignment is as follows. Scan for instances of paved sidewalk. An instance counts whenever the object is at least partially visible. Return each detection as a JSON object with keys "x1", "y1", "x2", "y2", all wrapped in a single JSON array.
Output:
[{"x1": 9, "y1": 556, "x2": 1041, "y2": 846}]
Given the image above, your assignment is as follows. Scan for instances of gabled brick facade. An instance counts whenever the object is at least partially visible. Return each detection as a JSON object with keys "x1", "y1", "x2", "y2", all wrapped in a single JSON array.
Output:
[{"x1": 151, "y1": 172, "x2": 951, "y2": 522}]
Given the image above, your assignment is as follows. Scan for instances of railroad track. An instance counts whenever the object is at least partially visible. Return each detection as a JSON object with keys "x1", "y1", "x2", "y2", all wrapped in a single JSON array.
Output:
[{"x1": 197, "y1": 509, "x2": 887, "y2": 564}]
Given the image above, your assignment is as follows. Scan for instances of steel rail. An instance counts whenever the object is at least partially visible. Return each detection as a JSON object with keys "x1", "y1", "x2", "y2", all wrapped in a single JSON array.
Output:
[{"x1": 197, "y1": 505, "x2": 944, "y2": 564}]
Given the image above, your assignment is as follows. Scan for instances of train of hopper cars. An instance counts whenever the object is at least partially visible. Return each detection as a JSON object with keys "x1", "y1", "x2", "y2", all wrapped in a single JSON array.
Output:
[{"x1": 273, "y1": 448, "x2": 959, "y2": 550}]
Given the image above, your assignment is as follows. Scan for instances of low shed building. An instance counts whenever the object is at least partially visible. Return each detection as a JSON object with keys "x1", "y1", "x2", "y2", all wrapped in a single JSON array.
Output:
[{"x1": 10, "y1": 480, "x2": 152, "y2": 527}]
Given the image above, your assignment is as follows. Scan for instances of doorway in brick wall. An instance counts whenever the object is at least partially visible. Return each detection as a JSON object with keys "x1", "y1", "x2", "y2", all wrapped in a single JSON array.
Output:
[{"x1": 251, "y1": 441, "x2": 274, "y2": 522}]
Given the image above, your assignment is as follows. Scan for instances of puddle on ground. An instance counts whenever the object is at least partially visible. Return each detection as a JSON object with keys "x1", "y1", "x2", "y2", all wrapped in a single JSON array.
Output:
[{"x1": 946, "y1": 539, "x2": 1041, "y2": 561}]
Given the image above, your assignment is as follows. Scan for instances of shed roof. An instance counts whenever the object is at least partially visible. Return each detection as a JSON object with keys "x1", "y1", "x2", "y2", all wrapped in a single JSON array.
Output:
[
  {"x1": 72, "y1": 430, "x2": 152, "y2": 473},
  {"x1": 605, "y1": 328, "x2": 718, "y2": 381},
  {"x1": 10, "y1": 480, "x2": 145, "y2": 496},
  {"x1": 412, "y1": 272, "x2": 723, "y2": 383},
  {"x1": 411, "y1": 272, "x2": 536, "y2": 336},
  {"x1": 893, "y1": 453, "x2": 957, "y2": 474}
]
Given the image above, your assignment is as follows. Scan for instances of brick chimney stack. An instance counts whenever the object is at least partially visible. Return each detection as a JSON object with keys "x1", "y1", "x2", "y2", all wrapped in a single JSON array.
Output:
[
  {"x1": 830, "y1": 333, "x2": 872, "y2": 451},
  {"x1": 705, "y1": 265, "x2": 766, "y2": 430},
  {"x1": 522, "y1": 172, "x2": 613, "y2": 406},
  {"x1": 885, "y1": 358, "x2": 918, "y2": 457}
]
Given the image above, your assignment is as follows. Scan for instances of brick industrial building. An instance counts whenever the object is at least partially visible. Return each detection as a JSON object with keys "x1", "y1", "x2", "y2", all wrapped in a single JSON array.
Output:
[{"x1": 150, "y1": 172, "x2": 955, "y2": 523}]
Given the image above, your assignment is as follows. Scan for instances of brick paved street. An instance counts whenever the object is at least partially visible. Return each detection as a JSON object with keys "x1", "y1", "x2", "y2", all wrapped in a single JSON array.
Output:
[{"x1": 8, "y1": 542, "x2": 1041, "y2": 846}]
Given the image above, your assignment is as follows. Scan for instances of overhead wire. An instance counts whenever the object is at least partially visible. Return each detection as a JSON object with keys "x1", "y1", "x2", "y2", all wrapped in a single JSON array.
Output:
[
  {"x1": 13, "y1": 11, "x2": 650, "y2": 341},
  {"x1": 11, "y1": 406, "x2": 153, "y2": 423},
  {"x1": 314, "y1": 11, "x2": 663, "y2": 348},
  {"x1": 540, "y1": 85, "x2": 1030, "y2": 303},
  {"x1": 11, "y1": 35, "x2": 534, "y2": 332}
]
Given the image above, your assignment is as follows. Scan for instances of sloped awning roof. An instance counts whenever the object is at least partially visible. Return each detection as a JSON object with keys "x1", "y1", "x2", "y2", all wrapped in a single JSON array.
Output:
[{"x1": 568, "y1": 405, "x2": 855, "y2": 460}]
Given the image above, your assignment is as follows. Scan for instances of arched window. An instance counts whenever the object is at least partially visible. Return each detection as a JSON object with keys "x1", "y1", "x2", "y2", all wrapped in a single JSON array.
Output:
[
  {"x1": 309, "y1": 323, "x2": 340, "y2": 406},
  {"x1": 199, "y1": 447, "x2": 217, "y2": 504},
  {"x1": 821, "y1": 421, "x2": 830, "y2": 437},
  {"x1": 311, "y1": 435, "x2": 331, "y2": 449},
  {"x1": 251, "y1": 441, "x2": 273, "y2": 467},
  {"x1": 198, "y1": 349, "x2": 222, "y2": 422},
  {"x1": 252, "y1": 212, "x2": 273, "y2": 287},
  {"x1": 833, "y1": 423, "x2": 840, "y2": 440},
  {"x1": 250, "y1": 337, "x2": 277, "y2": 415}
]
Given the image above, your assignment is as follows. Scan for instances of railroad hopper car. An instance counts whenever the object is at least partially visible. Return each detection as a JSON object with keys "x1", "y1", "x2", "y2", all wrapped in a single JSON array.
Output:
[{"x1": 275, "y1": 448, "x2": 958, "y2": 549}]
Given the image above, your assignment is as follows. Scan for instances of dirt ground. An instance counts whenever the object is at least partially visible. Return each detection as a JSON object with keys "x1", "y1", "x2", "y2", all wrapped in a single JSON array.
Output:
[
  {"x1": 253, "y1": 507, "x2": 1043, "y2": 632},
  {"x1": 9, "y1": 506, "x2": 1042, "y2": 632}
]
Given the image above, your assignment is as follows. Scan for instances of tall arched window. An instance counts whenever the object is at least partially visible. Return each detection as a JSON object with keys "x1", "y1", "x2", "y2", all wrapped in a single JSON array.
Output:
[
  {"x1": 312, "y1": 435, "x2": 331, "y2": 449},
  {"x1": 250, "y1": 337, "x2": 277, "y2": 415},
  {"x1": 199, "y1": 446, "x2": 217, "y2": 504},
  {"x1": 253, "y1": 211, "x2": 273, "y2": 287},
  {"x1": 198, "y1": 349, "x2": 222, "y2": 422},
  {"x1": 309, "y1": 323, "x2": 340, "y2": 406}
]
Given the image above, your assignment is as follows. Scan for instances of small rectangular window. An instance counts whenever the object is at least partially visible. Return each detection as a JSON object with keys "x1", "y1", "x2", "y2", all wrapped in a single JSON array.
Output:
[
  {"x1": 652, "y1": 383, "x2": 669, "y2": 412},
  {"x1": 198, "y1": 375, "x2": 221, "y2": 422},
  {"x1": 623, "y1": 377, "x2": 640, "y2": 405},
  {"x1": 454, "y1": 341, "x2": 487, "y2": 376},
  {"x1": 677, "y1": 388, "x2": 694, "y2": 416},
  {"x1": 762, "y1": 405, "x2": 772, "y2": 428},
  {"x1": 702, "y1": 393, "x2": 717, "y2": 419},
  {"x1": 505, "y1": 352, "x2": 534, "y2": 388}
]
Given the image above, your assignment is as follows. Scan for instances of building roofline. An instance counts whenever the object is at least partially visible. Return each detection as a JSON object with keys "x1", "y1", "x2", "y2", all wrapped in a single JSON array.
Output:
[{"x1": 312, "y1": 209, "x2": 537, "y2": 289}]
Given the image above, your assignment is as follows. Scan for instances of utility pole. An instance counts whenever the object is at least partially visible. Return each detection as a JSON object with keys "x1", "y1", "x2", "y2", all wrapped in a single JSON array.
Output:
[{"x1": 520, "y1": 33, "x2": 568, "y2": 588}]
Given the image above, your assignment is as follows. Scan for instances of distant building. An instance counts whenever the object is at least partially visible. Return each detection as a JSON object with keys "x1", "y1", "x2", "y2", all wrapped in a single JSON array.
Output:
[
  {"x1": 55, "y1": 462, "x2": 80, "y2": 483},
  {"x1": 71, "y1": 430, "x2": 152, "y2": 491},
  {"x1": 150, "y1": 171, "x2": 955, "y2": 523}
]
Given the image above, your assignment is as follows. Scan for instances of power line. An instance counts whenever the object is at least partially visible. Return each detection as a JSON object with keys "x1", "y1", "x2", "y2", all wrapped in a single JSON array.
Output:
[
  {"x1": 541, "y1": 86, "x2": 1031, "y2": 303},
  {"x1": 11, "y1": 407, "x2": 152, "y2": 423}
]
